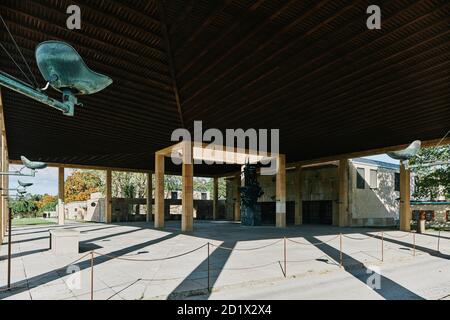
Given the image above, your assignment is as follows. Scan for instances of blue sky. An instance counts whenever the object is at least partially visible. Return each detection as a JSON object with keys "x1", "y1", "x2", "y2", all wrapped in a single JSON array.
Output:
[
  {"x1": 8, "y1": 165, "x2": 75, "y2": 196},
  {"x1": 7, "y1": 154, "x2": 399, "y2": 196}
]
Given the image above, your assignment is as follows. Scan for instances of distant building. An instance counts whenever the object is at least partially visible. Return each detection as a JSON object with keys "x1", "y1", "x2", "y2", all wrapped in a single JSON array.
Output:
[
  {"x1": 225, "y1": 158, "x2": 402, "y2": 227},
  {"x1": 65, "y1": 192, "x2": 104, "y2": 222}
]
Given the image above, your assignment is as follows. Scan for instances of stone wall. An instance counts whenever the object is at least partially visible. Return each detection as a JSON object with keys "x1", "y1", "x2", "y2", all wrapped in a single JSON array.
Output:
[{"x1": 411, "y1": 203, "x2": 450, "y2": 223}]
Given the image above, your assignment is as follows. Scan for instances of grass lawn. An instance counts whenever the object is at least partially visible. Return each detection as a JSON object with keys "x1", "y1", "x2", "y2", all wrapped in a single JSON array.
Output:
[{"x1": 12, "y1": 218, "x2": 57, "y2": 226}]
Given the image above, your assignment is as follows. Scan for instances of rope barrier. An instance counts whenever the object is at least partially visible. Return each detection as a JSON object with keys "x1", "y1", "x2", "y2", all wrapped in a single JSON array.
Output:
[
  {"x1": 60, "y1": 252, "x2": 92, "y2": 268},
  {"x1": 286, "y1": 234, "x2": 340, "y2": 246},
  {"x1": 342, "y1": 233, "x2": 380, "y2": 241},
  {"x1": 209, "y1": 238, "x2": 283, "y2": 251},
  {"x1": 210, "y1": 261, "x2": 280, "y2": 271},
  {"x1": 93, "y1": 243, "x2": 207, "y2": 262},
  {"x1": 383, "y1": 232, "x2": 412, "y2": 239}
]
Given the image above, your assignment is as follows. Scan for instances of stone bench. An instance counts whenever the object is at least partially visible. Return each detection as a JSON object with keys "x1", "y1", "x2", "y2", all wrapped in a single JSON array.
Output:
[{"x1": 50, "y1": 229, "x2": 80, "y2": 255}]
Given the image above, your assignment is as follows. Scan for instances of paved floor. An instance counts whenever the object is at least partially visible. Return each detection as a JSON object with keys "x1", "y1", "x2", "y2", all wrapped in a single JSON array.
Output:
[{"x1": 0, "y1": 221, "x2": 449, "y2": 300}]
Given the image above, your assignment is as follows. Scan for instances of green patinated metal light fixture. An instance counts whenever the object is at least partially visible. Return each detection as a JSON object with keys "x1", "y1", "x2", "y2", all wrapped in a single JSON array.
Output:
[
  {"x1": 386, "y1": 140, "x2": 421, "y2": 165},
  {"x1": 0, "y1": 181, "x2": 33, "y2": 198},
  {"x1": 0, "y1": 41, "x2": 112, "y2": 116},
  {"x1": 0, "y1": 156, "x2": 47, "y2": 177}
]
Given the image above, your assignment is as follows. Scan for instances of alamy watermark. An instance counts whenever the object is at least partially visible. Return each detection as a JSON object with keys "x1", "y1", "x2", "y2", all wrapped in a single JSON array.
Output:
[
  {"x1": 367, "y1": 5, "x2": 382, "y2": 30},
  {"x1": 66, "y1": 5, "x2": 81, "y2": 30},
  {"x1": 65, "y1": 264, "x2": 82, "y2": 290},
  {"x1": 171, "y1": 121, "x2": 279, "y2": 175},
  {"x1": 366, "y1": 265, "x2": 381, "y2": 290},
  {"x1": 64, "y1": 4, "x2": 381, "y2": 30}
]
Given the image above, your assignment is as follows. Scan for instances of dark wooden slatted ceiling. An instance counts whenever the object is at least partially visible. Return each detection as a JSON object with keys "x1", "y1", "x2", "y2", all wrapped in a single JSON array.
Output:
[{"x1": 1, "y1": 0, "x2": 449, "y2": 175}]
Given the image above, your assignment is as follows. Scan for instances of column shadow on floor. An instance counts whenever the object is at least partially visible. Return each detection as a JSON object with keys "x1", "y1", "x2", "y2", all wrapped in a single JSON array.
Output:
[{"x1": 304, "y1": 235, "x2": 424, "y2": 300}]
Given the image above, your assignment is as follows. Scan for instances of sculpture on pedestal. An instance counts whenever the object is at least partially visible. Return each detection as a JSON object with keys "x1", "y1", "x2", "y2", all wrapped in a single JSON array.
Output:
[{"x1": 239, "y1": 162, "x2": 264, "y2": 226}]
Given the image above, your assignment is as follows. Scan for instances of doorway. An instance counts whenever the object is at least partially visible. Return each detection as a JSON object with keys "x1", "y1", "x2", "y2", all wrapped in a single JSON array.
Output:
[{"x1": 302, "y1": 201, "x2": 333, "y2": 225}]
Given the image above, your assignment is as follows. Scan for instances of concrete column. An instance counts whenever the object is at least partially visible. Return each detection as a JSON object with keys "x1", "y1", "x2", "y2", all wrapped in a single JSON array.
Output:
[
  {"x1": 294, "y1": 166, "x2": 303, "y2": 225},
  {"x1": 234, "y1": 172, "x2": 241, "y2": 222},
  {"x1": 182, "y1": 143, "x2": 194, "y2": 232},
  {"x1": 0, "y1": 133, "x2": 5, "y2": 243},
  {"x1": 155, "y1": 154, "x2": 165, "y2": 228},
  {"x1": 58, "y1": 167, "x2": 65, "y2": 225},
  {"x1": 105, "y1": 169, "x2": 112, "y2": 223},
  {"x1": 2, "y1": 152, "x2": 8, "y2": 238},
  {"x1": 0, "y1": 92, "x2": 5, "y2": 242},
  {"x1": 213, "y1": 177, "x2": 218, "y2": 220},
  {"x1": 146, "y1": 172, "x2": 153, "y2": 222},
  {"x1": 276, "y1": 155, "x2": 286, "y2": 228},
  {"x1": 400, "y1": 163, "x2": 411, "y2": 231},
  {"x1": 338, "y1": 159, "x2": 349, "y2": 227}
]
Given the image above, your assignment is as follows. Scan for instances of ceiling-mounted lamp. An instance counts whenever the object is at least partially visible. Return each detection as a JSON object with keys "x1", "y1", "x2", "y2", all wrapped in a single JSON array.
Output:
[
  {"x1": 0, "y1": 41, "x2": 112, "y2": 116},
  {"x1": 0, "y1": 156, "x2": 47, "y2": 177},
  {"x1": 386, "y1": 140, "x2": 421, "y2": 166}
]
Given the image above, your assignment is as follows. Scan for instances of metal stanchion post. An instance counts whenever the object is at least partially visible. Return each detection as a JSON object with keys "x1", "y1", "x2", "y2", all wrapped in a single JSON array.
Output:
[
  {"x1": 7, "y1": 208, "x2": 12, "y2": 290},
  {"x1": 437, "y1": 229, "x2": 441, "y2": 253},
  {"x1": 284, "y1": 237, "x2": 287, "y2": 278},
  {"x1": 90, "y1": 251, "x2": 94, "y2": 300},
  {"x1": 381, "y1": 232, "x2": 384, "y2": 262},
  {"x1": 207, "y1": 243, "x2": 210, "y2": 292},
  {"x1": 413, "y1": 232, "x2": 416, "y2": 257},
  {"x1": 339, "y1": 233, "x2": 343, "y2": 267}
]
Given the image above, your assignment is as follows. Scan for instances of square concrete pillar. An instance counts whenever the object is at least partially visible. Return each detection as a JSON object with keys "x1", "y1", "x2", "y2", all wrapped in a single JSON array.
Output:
[
  {"x1": 400, "y1": 163, "x2": 411, "y2": 231},
  {"x1": 276, "y1": 155, "x2": 286, "y2": 228},
  {"x1": 213, "y1": 176, "x2": 218, "y2": 220},
  {"x1": 294, "y1": 166, "x2": 303, "y2": 225},
  {"x1": 155, "y1": 153, "x2": 165, "y2": 229},
  {"x1": 338, "y1": 159, "x2": 349, "y2": 227},
  {"x1": 182, "y1": 143, "x2": 194, "y2": 232},
  {"x1": 234, "y1": 172, "x2": 241, "y2": 222},
  {"x1": 0, "y1": 133, "x2": 4, "y2": 243},
  {"x1": 146, "y1": 172, "x2": 153, "y2": 222},
  {"x1": 105, "y1": 169, "x2": 112, "y2": 223},
  {"x1": 1, "y1": 133, "x2": 8, "y2": 240},
  {"x1": 58, "y1": 167, "x2": 65, "y2": 225}
]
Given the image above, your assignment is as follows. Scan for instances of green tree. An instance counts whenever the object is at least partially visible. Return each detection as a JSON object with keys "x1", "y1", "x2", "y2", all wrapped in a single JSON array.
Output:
[
  {"x1": 193, "y1": 177, "x2": 226, "y2": 199},
  {"x1": 111, "y1": 172, "x2": 147, "y2": 198},
  {"x1": 409, "y1": 144, "x2": 450, "y2": 200},
  {"x1": 36, "y1": 194, "x2": 57, "y2": 213},
  {"x1": 164, "y1": 175, "x2": 181, "y2": 197},
  {"x1": 65, "y1": 170, "x2": 103, "y2": 202},
  {"x1": 10, "y1": 195, "x2": 38, "y2": 217}
]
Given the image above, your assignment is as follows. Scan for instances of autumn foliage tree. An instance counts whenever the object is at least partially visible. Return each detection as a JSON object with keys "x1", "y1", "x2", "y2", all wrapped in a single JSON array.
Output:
[
  {"x1": 65, "y1": 170, "x2": 103, "y2": 202},
  {"x1": 36, "y1": 194, "x2": 57, "y2": 213}
]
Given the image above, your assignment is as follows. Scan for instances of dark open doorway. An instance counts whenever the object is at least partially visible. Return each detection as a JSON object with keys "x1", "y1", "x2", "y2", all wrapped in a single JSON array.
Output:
[{"x1": 302, "y1": 201, "x2": 333, "y2": 225}]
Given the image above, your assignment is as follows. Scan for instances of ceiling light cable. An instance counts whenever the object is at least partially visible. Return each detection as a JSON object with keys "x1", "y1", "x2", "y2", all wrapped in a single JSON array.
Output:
[{"x1": 0, "y1": 14, "x2": 39, "y2": 88}]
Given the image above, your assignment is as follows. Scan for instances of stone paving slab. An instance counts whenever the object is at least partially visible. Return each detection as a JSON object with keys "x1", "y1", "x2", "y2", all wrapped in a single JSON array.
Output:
[{"x1": 1, "y1": 221, "x2": 450, "y2": 300}]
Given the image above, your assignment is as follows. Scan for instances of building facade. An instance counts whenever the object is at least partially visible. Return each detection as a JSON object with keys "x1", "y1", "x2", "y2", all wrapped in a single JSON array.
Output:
[{"x1": 225, "y1": 158, "x2": 402, "y2": 227}]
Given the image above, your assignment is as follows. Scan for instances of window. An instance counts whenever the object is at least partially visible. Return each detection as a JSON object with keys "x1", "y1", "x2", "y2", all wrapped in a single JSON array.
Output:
[
  {"x1": 171, "y1": 191, "x2": 178, "y2": 199},
  {"x1": 356, "y1": 168, "x2": 365, "y2": 189},
  {"x1": 394, "y1": 173, "x2": 400, "y2": 191},
  {"x1": 369, "y1": 169, "x2": 378, "y2": 189},
  {"x1": 201, "y1": 192, "x2": 207, "y2": 200}
]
